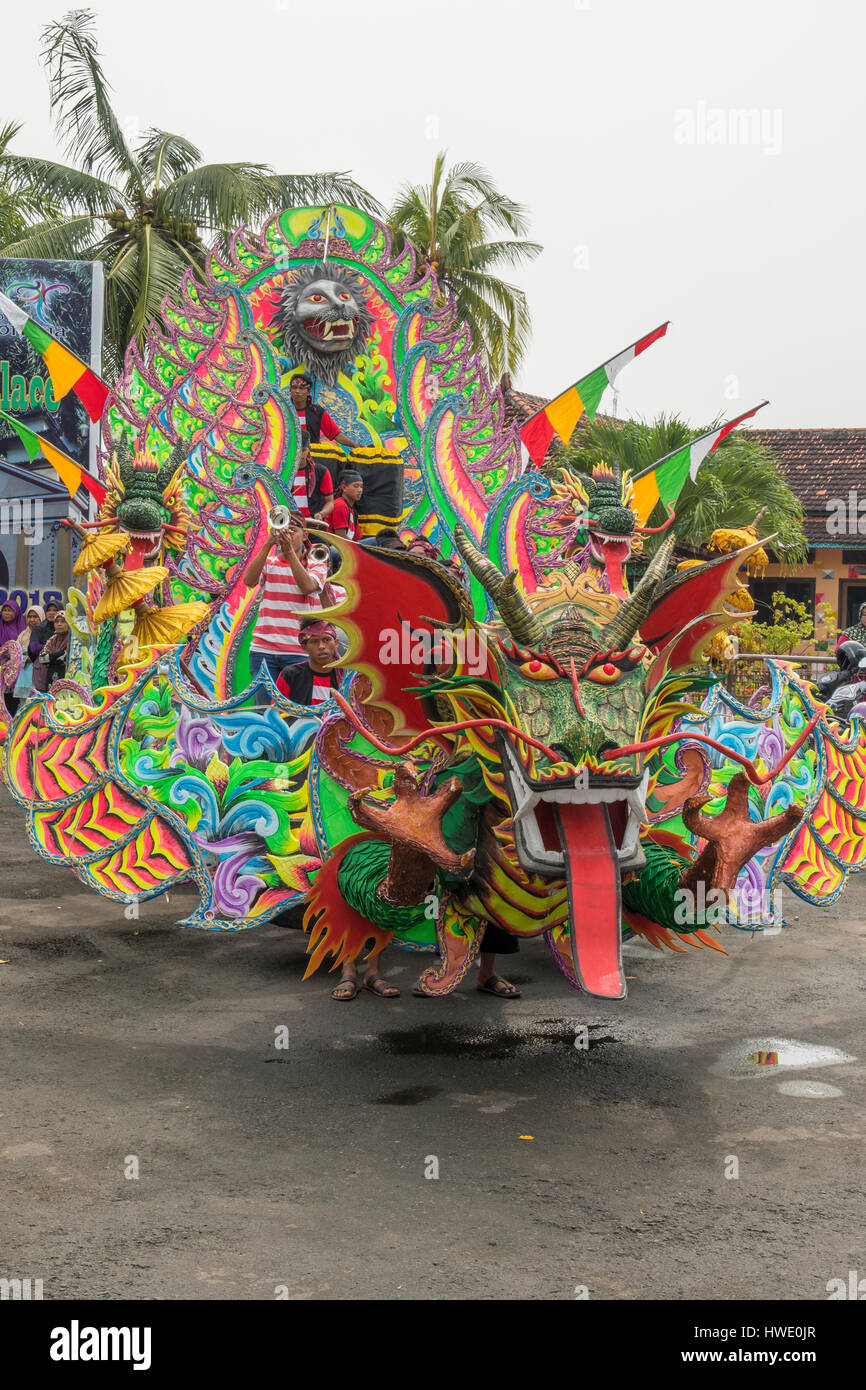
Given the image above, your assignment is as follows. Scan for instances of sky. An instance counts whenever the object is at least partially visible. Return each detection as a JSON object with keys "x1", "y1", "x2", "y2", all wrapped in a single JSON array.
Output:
[{"x1": 5, "y1": 0, "x2": 865, "y2": 428}]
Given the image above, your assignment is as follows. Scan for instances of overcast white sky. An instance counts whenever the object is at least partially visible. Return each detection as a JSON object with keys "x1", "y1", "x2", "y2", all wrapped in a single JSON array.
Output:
[{"x1": 6, "y1": 0, "x2": 865, "y2": 427}]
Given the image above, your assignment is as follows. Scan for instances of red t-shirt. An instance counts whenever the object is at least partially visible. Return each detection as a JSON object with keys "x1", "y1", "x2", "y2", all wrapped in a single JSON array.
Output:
[
  {"x1": 296, "y1": 407, "x2": 340, "y2": 442},
  {"x1": 328, "y1": 497, "x2": 359, "y2": 540}
]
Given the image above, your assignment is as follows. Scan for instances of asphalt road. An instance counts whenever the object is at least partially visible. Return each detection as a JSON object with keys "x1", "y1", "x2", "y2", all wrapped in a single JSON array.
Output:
[{"x1": 1, "y1": 786, "x2": 864, "y2": 1301}]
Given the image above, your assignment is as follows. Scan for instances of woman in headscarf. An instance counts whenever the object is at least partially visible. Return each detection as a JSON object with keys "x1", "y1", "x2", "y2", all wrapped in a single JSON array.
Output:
[
  {"x1": 31, "y1": 600, "x2": 59, "y2": 653},
  {"x1": 12, "y1": 605, "x2": 44, "y2": 706},
  {"x1": 32, "y1": 611, "x2": 69, "y2": 693},
  {"x1": 0, "y1": 600, "x2": 26, "y2": 716},
  {"x1": 0, "y1": 599, "x2": 25, "y2": 645},
  {"x1": 838, "y1": 601, "x2": 866, "y2": 648}
]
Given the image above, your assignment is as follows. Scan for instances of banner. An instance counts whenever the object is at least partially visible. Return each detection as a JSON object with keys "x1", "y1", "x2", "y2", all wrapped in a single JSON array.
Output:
[{"x1": 0, "y1": 258, "x2": 104, "y2": 485}]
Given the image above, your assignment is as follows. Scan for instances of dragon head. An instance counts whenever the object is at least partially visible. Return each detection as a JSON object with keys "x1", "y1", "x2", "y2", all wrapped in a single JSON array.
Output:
[
  {"x1": 317, "y1": 528, "x2": 761, "y2": 1003},
  {"x1": 451, "y1": 526, "x2": 676, "y2": 998}
]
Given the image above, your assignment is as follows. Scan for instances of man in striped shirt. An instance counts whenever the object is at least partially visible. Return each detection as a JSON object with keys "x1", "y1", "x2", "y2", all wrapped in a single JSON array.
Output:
[
  {"x1": 242, "y1": 514, "x2": 329, "y2": 685},
  {"x1": 276, "y1": 618, "x2": 343, "y2": 706},
  {"x1": 291, "y1": 429, "x2": 335, "y2": 523}
]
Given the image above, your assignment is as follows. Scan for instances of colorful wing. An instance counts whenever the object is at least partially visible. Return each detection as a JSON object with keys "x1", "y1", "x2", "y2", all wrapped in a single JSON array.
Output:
[
  {"x1": 321, "y1": 537, "x2": 486, "y2": 736},
  {"x1": 643, "y1": 659, "x2": 866, "y2": 927}
]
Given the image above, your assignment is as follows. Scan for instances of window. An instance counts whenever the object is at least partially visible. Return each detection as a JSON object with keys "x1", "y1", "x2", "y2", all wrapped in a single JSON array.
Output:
[
  {"x1": 749, "y1": 578, "x2": 815, "y2": 621},
  {"x1": 840, "y1": 581, "x2": 866, "y2": 629}
]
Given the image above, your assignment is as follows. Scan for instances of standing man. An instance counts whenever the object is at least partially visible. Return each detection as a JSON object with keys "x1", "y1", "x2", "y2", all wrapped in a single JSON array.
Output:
[
  {"x1": 242, "y1": 514, "x2": 329, "y2": 685},
  {"x1": 304, "y1": 432, "x2": 336, "y2": 524},
  {"x1": 276, "y1": 618, "x2": 343, "y2": 706},
  {"x1": 289, "y1": 374, "x2": 358, "y2": 450},
  {"x1": 329, "y1": 471, "x2": 364, "y2": 540},
  {"x1": 291, "y1": 429, "x2": 335, "y2": 523}
]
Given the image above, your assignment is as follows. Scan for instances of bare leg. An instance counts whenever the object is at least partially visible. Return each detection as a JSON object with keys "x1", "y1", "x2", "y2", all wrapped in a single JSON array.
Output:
[
  {"x1": 363, "y1": 948, "x2": 400, "y2": 997},
  {"x1": 477, "y1": 951, "x2": 519, "y2": 998},
  {"x1": 332, "y1": 960, "x2": 358, "y2": 1001}
]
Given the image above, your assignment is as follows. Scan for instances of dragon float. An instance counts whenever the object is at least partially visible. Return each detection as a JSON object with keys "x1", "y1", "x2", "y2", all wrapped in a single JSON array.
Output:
[{"x1": 1, "y1": 205, "x2": 864, "y2": 999}]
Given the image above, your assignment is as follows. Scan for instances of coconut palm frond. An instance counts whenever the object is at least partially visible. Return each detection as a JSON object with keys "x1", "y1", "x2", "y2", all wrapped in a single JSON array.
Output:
[
  {"x1": 128, "y1": 229, "x2": 190, "y2": 345},
  {"x1": 136, "y1": 129, "x2": 203, "y2": 188},
  {"x1": 40, "y1": 8, "x2": 143, "y2": 187},
  {"x1": 269, "y1": 172, "x2": 383, "y2": 218},
  {"x1": 0, "y1": 153, "x2": 119, "y2": 214},
  {"x1": 456, "y1": 266, "x2": 532, "y2": 375},
  {"x1": 0, "y1": 214, "x2": 96, "y2": 260},
  {"x1": 388, "y1": 151, "x2": 541, "y2": 376},
  {"x1": 466, "y1": 238, "x2": 544, "y2": 271},
  {"x1": 160, "y1": 161, "x2": 280, "y2": 237}
]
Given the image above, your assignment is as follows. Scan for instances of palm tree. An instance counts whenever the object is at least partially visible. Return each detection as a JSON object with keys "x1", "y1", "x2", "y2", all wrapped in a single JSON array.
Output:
[
  {"x1": 562, "y1": 413, "x2": 807, "y2": 563},
  {"x1": 0, "y1": 8, "x2": 381, "y2": 375},
  {"x1": 388, "y1": 150, "x2": 542, "y2": 379},
  {"x1": 0, "y1": 121, "x2": 58, "y2": 246}
]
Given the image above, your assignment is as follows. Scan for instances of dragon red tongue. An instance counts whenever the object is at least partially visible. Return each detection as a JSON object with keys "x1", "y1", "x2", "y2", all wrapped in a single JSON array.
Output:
[
  {"x1": 605, "y1": 546, "x2": 624, "y2": 597},
  {"x1": 553, "y1": 803, "x2": 626, "y2": 1000}
]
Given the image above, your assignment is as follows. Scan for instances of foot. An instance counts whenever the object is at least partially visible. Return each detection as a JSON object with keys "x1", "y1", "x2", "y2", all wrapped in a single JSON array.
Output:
[
  {"x1": 364, "y1": 973, "x2": 400, "y2": 998},
  {"x1": 477, "y1": 975, "x2": 520, "y2": 998},
  {"x1": 332, "y1": 973, "x2": 359, "y2": 1001}
]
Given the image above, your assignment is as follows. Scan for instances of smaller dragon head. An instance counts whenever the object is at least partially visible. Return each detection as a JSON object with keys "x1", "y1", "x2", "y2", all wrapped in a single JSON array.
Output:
[
  {"x1": 541, "y1": 463, "x2": 638, "y2": 596},
  {"x1": 103, "y1": 438, "x2": 191, "y2": 569}
]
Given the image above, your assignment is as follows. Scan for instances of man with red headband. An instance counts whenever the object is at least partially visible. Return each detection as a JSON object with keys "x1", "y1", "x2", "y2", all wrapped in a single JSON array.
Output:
[
  {"x1": 329, "y1": 471, "x2": 363, "y2": 540},
  {"x1": 276, "y1": 618, "x2": 343, "y2": 706}
]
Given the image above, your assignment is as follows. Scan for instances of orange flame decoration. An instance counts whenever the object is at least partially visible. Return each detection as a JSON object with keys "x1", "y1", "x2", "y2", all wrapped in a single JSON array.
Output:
[{"x1": 301, "y1": 833, "x2": 391, "y2": 975}]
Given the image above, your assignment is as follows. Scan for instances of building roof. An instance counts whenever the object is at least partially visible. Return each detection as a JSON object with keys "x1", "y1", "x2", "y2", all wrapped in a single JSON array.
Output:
[
  {"x1": 500, "y1": 376, "x2": 866, "y2": 547},
  {"x1": 750, "y1": 429, "x2": 866, "y2": 544}
]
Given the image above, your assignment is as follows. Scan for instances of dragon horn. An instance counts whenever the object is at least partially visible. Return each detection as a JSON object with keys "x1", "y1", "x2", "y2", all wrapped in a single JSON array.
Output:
[
  {"x1": 600, "y1": 533, "x2": 676, "y2": 650},
  {"x1": 155, "y1": 440, "x2": 187, "y2": 494},
  {"x1": 499, "y1": 571, "x2": 547, "y2": 648},
  {"x1": 114, "y1": 435, "x2": 137, "y2": 491},
  {"x1": 454, "y1": 525, "x2": 546, "y2": 649},
  {"x1": 454, "y1": 524, "x2": 506, "y2": 601}
]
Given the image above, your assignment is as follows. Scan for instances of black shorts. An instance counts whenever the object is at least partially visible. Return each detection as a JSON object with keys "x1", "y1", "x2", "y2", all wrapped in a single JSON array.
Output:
[{"x1": 480, "y1": 922, "x2": 519, "y2": 955}]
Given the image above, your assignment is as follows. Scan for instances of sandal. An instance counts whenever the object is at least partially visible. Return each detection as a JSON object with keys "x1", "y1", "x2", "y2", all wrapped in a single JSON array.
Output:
[
  {"x1": 477, "y1": 975, "x2": 521, "y2": 998},
  {"x1": 364, "y1": 974, "x2": 400, "y2": 998},
  {"x1": 332, "y1": 977, "x2": 359, "y2": 1001}
]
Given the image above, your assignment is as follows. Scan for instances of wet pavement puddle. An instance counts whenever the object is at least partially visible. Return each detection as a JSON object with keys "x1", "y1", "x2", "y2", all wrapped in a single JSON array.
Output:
[
  {"x1": 377, "y1": 1020, "x2": 615, "y2": 1061},
  {"x1": 375, "y1": 1084, "x2": 443, "y2": 1106},
  {"x1": 710, "y1": 1037, "x2": 855, "y2": 1080},
  {"x1": 776, "y1": 1080, "x2": 844, "y2": 1099}
]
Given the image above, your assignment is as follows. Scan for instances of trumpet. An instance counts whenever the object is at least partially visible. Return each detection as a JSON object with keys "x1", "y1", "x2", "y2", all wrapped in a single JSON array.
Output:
[
  {"x1": 308, "y1": 541, "x2": 333, "y2": 565},
  {"x1": 268, "y1": 505, "x2": 292, "y2": 532}
]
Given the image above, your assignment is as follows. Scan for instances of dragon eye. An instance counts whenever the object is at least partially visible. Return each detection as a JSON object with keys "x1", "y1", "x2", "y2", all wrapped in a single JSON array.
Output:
[
  {"x1": 586, "y1": 662, "x2": 622, "y2": 685},
  {"x1": 519, "y1": 659, "x2": 558, "y2": 681}
]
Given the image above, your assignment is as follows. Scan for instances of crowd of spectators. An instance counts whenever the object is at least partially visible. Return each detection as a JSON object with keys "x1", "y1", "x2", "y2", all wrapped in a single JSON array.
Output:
[{"x1": 1, "y1": 597, "x2": 68, "y2": 716}]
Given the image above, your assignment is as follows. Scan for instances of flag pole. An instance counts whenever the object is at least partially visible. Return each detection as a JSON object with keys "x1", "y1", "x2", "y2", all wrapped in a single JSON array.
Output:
[
  {"x1": 322, "y1": 205, "x2": 333, "y2": 263},
  {"x1": 629, "y1": 402, "x2": 769, "y2": 482},
  {"x1": 521, "y1": 322, "x2": 671, "y2": 428}
]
